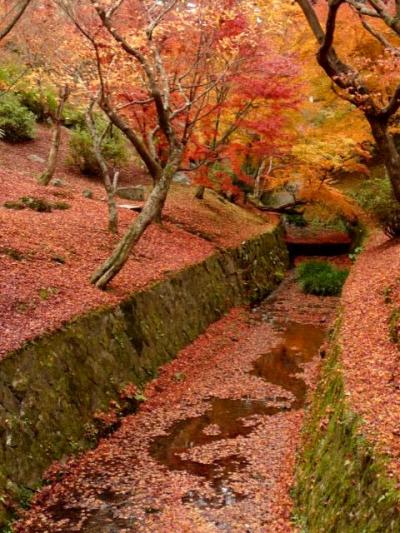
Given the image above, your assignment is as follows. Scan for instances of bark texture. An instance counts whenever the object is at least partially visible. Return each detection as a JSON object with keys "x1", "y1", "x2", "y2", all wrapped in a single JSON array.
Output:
[
  {"x1": 90, "y1": 151, "x2": 182, "y2": 289},
  {"x1": 38, "y1": 85, "x2": 69, "y2": 186}
]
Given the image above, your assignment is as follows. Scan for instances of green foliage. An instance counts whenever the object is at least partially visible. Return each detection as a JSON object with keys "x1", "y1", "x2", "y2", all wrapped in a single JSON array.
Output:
[
  {"x1": 296, "y1": 261, "x2": 349, "y2": 296},
  {"x1": 52, "y1": 201, "x2": 70, "y2": 210},
  {"x1": 348, "y1": 245, "x2": 363, "y2": 263},
  {"x1": 301, "y1": 202, "x2": 351, "y2": 233},
  {"x1": 62, "y1": 105, "x2": 86, "y2": 129},
  {"x1": 1, "y1": 523, "x2": 14, "y2": 533},
  {"x1": 18, "y1": 89, "x2": 57, "y2": 122},
  {"x1": 0, "y1": 63, "x2": 24, "y2": 86},
  {"x1": 173, "y1": 372, "x2": 186, "y2": 382},
  {"x1": 68, "y1": 117, "x2": 129, "y2": 176},
  {"x1": 0, "y1": 93, "x2": 36, "y2": 142},
  {"x1": 134, "y1": 392, "x2": 147, "y2": 403},
  {"x1": 307, "y1": 213, "x2": 348, "y2": 233},
  {"x1": 15, "y1": 486, "x2": 34, "y2": 510},
  {"x1": 284, "y1": 212, "x2": 307, "y2": 227},
  {"x1": 38, "y1": 287, "x2": 59, "y2": 301},
  {"x1": 350, "y1": 176, "x2": 400, "y2": 238}
]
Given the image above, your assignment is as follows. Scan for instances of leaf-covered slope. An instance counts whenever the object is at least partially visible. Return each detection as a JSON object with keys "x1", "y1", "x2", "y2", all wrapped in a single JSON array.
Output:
[{"x1": 0, "y1": 126, "x2": 271, "y2": 358}]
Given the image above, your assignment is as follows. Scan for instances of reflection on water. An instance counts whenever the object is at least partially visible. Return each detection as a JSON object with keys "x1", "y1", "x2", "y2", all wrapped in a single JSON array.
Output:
[{"x1": 150, "y1": 321, "x2": 325, "y2": 507}]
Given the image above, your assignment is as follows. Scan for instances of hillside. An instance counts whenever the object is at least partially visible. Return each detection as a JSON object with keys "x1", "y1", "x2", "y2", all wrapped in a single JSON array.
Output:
[{"x1": 0, "y1": 125, "x2": 273, "y2": 359}]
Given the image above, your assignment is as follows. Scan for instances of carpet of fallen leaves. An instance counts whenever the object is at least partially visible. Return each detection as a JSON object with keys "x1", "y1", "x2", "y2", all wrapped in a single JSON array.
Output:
[
  {"x1": 0, "y1": 126, "x2": 270, "y2": 358},
  {"x1": 15, "y1": 274, "x2": 338, "y2": 533},
  {"x1": 341, "y1": 231, "x2": 400, "y2": 481}
]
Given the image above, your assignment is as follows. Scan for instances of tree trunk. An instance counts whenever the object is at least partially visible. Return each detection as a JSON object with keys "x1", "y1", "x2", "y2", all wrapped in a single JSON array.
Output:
[
  {"x1": 38, "y1": 85, "x2": 69, "y2": 186},
  {"x1": 367, "y1": 116, "x2": 400, "y2": 202},
  {"x1": 254, "y1": 157, "x2": 268, "y2": 200},
  {"x1": 85, "y1": 106, "x2": 119, "y2": 233},
  {"x1": 195, "y1": 185, "x2": 205, "y2": 200},
  {"x1": 90, "y1": 153, "x2": 181, "y2": 289},
  {"x1": 107, "y1": 188, "x2": 118, "y2": 234}
]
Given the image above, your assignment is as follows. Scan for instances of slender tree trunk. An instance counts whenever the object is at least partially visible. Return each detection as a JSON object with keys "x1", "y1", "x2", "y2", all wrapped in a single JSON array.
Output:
[
  {"x1": 254, "y1": 157, "x2": 267, "y2": 200},
  {"x1": 367, "y1": 116, "x2": 400, "y2": 202},
  {"x1": 90, "y1": 151, "x2": 182, "y2": 289},
  {"x1": 195, "y1": 184, "x2": 205, "y2": 200},
  {"x1": 106, "y1": 188, "x2": 118, "y2": 233},
  {"x1": 85, "y1": 104, "x2": 119, "y2": 233},
  {"x1": 38, "y1": 85, "x2": 69, "y2": 186}
]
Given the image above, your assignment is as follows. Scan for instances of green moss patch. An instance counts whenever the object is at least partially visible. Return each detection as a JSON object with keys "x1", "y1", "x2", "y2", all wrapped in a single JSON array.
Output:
[{"x1": 4, "y1": 197, "x2": 70, "y2": 213}]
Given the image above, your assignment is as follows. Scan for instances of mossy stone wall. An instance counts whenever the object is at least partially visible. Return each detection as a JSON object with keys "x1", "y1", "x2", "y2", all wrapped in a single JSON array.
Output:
[{"x1": 0, "y1": 227, "x2": 288, "y2": 521}]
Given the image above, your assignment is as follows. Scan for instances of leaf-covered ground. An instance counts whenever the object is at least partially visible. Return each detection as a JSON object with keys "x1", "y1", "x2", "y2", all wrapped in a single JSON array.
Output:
[
  {"x1": 15, "y1": 274, "x2": 338, "y2": 532},
  {"x1": 340, "y1": 232, "x2": 400, "y2": 480},
  {"x1": 0, "y1": 125, "x2": 270, "y2": 359}
]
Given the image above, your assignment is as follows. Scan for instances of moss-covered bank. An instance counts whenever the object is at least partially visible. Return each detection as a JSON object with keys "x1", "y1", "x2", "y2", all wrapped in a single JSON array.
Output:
[
  {"x1": 294, "y1": 321, "x2": 400, "y2": 532},
  {"x1": 0, "y1": 226, "x2": 287, "y2": 523}
]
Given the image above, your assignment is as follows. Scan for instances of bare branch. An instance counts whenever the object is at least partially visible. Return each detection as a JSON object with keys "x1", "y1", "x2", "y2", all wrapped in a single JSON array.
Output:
[
  {"x1": 0, "y1": 0, "x2": 32, "y2": 40},
  {"x1": 90, "y1": 0, "x2": 175, "y2": 144},
  {"x1": 360, "y1": 16, "x2": 399, "y2": 52},
  {"x1": 366, "y1": 0, "x2": 400, "y2": 34},
  {"x1": 379, "y1": 83, "x2": 400, "y2": 119},
  {"x1": 145, "y1": 0, "x2": 179, "y2": 40}
]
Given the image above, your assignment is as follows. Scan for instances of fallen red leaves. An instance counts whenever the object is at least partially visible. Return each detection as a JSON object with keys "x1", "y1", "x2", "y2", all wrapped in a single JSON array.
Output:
[
  {"x1": 341, "y1": 231, "x2": 400, "y2": 481},
  {"x1": 0, "y1": 125, "x2": 269, "y2": 359},
  {"x1": 14, "y1": 275, "x2": 337, "y2": 532}
]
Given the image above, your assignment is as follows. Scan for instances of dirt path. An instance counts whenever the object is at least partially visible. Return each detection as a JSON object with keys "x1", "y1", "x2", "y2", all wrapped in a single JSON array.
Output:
[{"x1": 15, "y1": 274, "x2": 338, "y2": 533}]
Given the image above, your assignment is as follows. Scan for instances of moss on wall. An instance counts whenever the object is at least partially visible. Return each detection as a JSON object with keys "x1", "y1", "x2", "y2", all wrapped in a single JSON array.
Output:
[
  {"x1": 0, "y1": 226, "x2": 288, "y2": 523},
  {"x1": 294, "y1": 322, "x2": 400, "y2": 532}
]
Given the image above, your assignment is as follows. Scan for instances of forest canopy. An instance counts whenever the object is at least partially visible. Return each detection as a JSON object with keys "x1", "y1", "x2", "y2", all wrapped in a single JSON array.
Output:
[{"x1": 1, "y1": 0, "x2": 400, "y2": 286}]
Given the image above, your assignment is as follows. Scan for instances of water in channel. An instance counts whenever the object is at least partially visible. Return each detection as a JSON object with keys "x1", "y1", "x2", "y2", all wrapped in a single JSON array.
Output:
[
  {"x1": 17, "y1": 272, "x2": 339, "y2": 532},
  {"x1": 150, "y1": 320, "x2": 326, "y2": 509}
]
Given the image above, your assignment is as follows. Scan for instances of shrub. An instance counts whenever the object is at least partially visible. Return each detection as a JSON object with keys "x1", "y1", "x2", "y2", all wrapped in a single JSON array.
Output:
[
  {"x1": 296, "y1": 261, "x2": 349, "y2": 296},
  {"x1": 0, "y1": 93, "x2": 36, "y2": 142},
  {"x1": 18, "y1": 89, "x2": 57, "y2": 122},
  {"x1": 373, "y1": 200, "x2": 400, "y2": 238},
  {"x1": 350, "y1": 176, "x2": 400, "y2": 238},
  {"x1": 68, "y1": 117, "x2": 129, "y2": 176},
  {"x1": 62, "y1": 105, "x2": 86, "y2": 129},
  {"x1": 284, "y1": 213, "x2": 308, "y2": 227}
]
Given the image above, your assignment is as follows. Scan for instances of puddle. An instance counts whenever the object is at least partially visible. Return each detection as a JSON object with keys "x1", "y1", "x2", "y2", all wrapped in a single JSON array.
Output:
[
  {"x1": 252, "y1": 322, "x2": 326, "y2": 409},
  {"x1": 150, "y1": 321, "x2": 326, "y2": 508}
]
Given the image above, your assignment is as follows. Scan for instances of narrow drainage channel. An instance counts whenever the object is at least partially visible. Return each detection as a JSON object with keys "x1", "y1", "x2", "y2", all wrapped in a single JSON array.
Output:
[
  {"x1": 150, "y1": 321, "x2": 325, "y2": 510},
  {"x1": 15, "y1": 270, "x2": 340, "y2": 532}
]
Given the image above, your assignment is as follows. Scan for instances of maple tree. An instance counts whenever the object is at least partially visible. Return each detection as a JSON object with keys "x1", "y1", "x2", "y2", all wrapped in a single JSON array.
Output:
[
  {"x1": 181, "y1": 12, "x2": 298, "y2": 201},
  {"x1": 50, "y1": 0, "x2": 298, "y2": 288},
  {"x1": 295, "y1": 0, "x2": 400, "y2": 202},
  {"x1": 1, "y1": 2, "x2": 88, "y2": 181}
]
